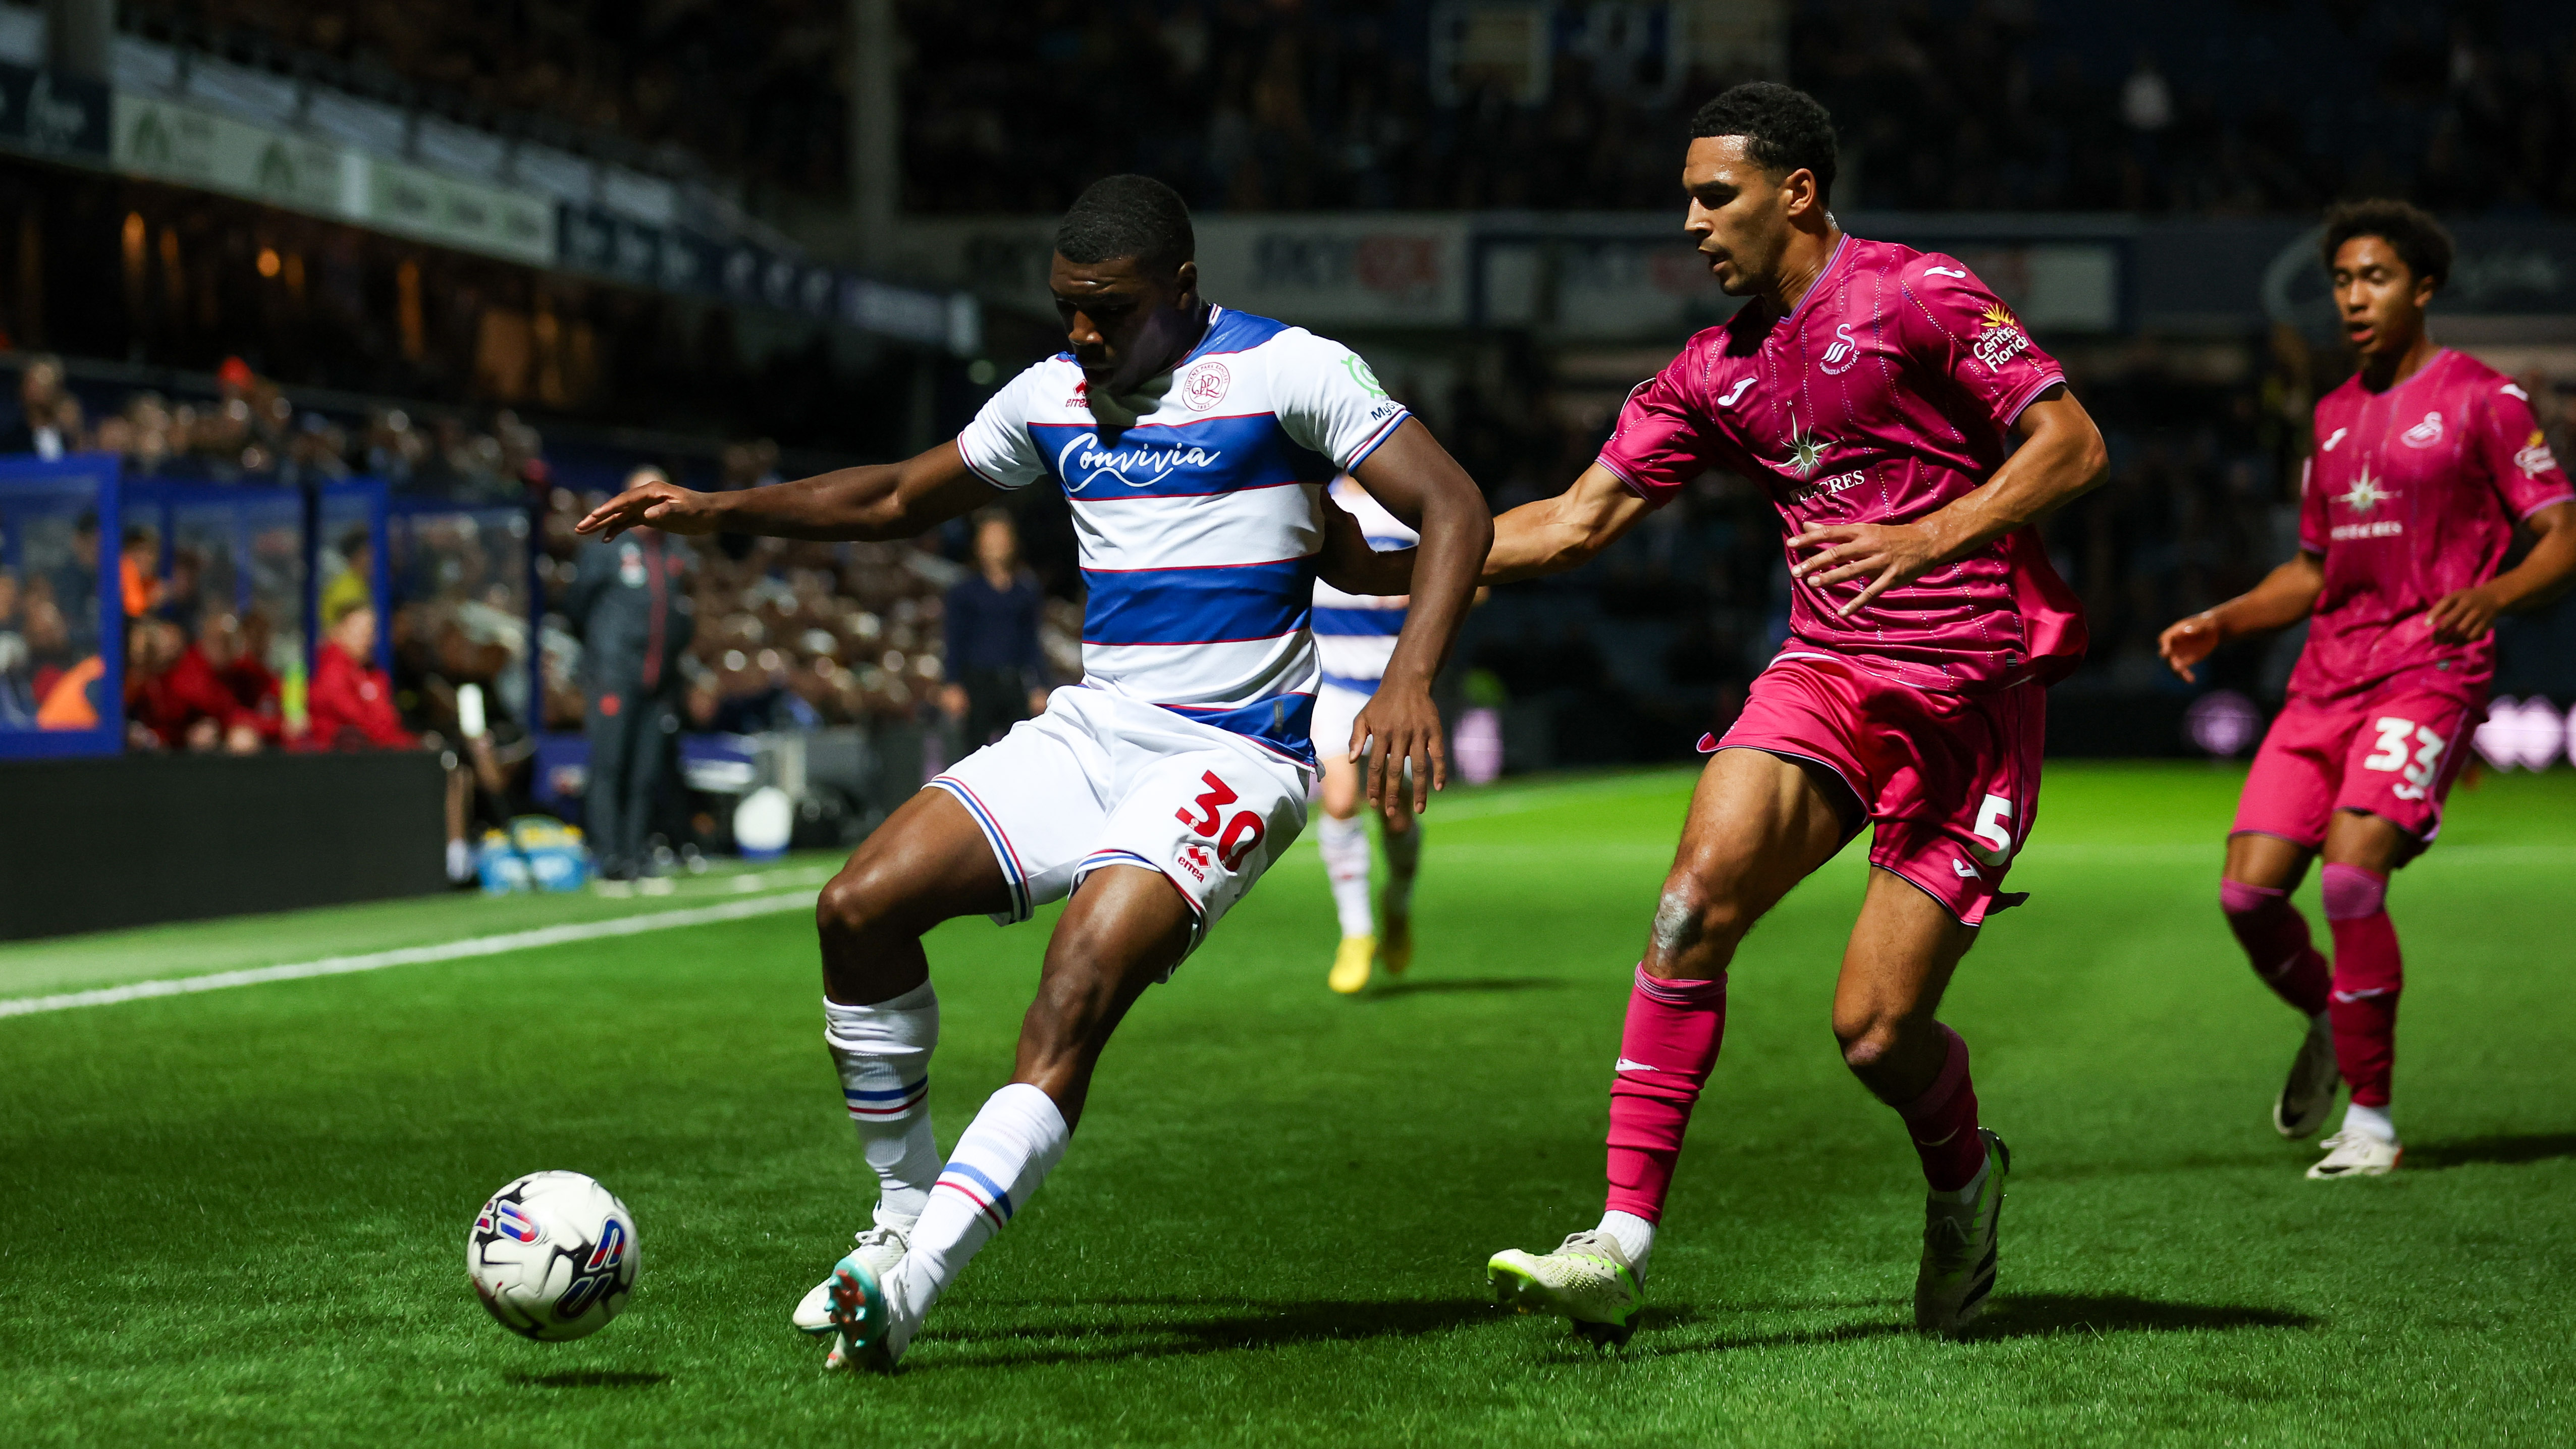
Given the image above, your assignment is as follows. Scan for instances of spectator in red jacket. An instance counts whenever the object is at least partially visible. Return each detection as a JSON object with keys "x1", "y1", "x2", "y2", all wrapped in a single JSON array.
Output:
[
  {"x1": 206, "y1": 609, "x2": 284, "y2": 742},
  {"x1": 125, "y1": 616, "x2": 260, "y2": 753},
  {"x1": 302, "y1": 602, "x2": 415, "y2": 750}
]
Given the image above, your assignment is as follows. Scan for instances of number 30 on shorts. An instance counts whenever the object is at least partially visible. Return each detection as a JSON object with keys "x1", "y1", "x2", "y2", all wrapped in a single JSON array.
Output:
[
  {"x1": 1176, "y1": 771, "x2": 1267, "y2": 869},
  {"x1": 2364, "y1": 717, "x2": 2447, "y2": 801}
]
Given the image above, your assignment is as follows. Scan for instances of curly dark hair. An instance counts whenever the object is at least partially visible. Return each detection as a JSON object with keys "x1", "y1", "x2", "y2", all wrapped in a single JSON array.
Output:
[
  {"x1": 2319, "y1": 199, "x2": 2453, "y2": 288},
  {"x1": 1688, "y1": 83, "x2": 1839, "y2": 204},
  {"x1": 1054, "y1": 174, "x2": 1195, "y2": 274}
]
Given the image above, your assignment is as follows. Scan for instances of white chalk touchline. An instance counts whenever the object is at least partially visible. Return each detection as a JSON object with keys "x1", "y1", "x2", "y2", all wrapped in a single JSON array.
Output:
[{"x1": 0, "y1": 890, "x2": 820, "y2": 1021}]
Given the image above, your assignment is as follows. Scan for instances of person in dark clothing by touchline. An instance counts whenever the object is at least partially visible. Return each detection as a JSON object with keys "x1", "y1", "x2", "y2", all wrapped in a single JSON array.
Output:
[
  {"x1": 563, "y1": 467, "x2": 696, "y2": 893},
  {"x1": 943, "y1": 509, "x2": 1051, "y2": 749}
]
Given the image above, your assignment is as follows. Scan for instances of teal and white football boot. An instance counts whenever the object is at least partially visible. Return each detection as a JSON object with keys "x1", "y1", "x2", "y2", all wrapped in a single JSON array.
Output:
[
  {"x1": 1915, "y1": 1129, "x2": 2008, "y2": 1336},
  {"x1": 820, "y1": 1247, "x2": 918, "y2": 1373},
  {"x1": 1486, "y1": 1229, "x2": 1644, "y2": 1348},
  {"x1": 792, "y1": 1222, "x2": 907, "y2": 1336}
]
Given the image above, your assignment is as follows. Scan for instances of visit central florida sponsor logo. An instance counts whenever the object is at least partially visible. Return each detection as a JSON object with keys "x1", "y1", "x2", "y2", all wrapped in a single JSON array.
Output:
[
  {"x1": 2516, "y1": 428, "x2": 2558, "y2": 479},
  {"x1": 1971, "y1": 303, "x2": 2030, "y2": 370},
  {"x1": 1056, "y1": 433, "x2": 1226, "y2": 492}
]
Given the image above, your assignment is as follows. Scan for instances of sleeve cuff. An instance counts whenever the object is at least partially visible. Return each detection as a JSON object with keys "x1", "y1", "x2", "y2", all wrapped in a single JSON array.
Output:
[
  {"x1": 1998, "y1": 371, "x2": 2067, "y2": 429},
  {"x1": 2516, "y1": 492, "x2": 2576, "y2": 522},
  {"x1": 1593, "y1": 455, "x2": 1659, "y2": 503},
  {"x1": 957, "y1": 446, "x2": 1025, "y2": 492},
  {"x1": 1342, "y1": 409, "x2": 1411, "y2": 470}
]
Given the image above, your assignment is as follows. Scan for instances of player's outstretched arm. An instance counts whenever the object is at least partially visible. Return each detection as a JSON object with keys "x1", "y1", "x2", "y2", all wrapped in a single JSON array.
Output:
[
  {"x1": 2426, "y1": 500, "x2": 2576, "y2": 642},
  {"x1": 1345, "y1": 418, "x2": 1493, "y2": 814},
  {"x1": 575, "y1": 441, "x2": 995, "y2": 544},
  {"x1": 1791, "y1": 387, "x2": 2109, "y2": 615},
  {"x1": 2158, "y1": 552, "x2": 2325, "y2": 683},
  {"x1": 1481, "y1": 464, "x2": 1656, "y2": 585}
]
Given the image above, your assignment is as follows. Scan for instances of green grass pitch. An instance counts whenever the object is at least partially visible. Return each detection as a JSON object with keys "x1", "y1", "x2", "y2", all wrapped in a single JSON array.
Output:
[{"x1": 5, "y1": 761, "x2": 2575, "y2": 1446}]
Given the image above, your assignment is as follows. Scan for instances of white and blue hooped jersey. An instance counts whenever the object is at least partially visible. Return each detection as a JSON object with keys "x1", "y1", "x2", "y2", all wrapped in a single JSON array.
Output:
[
  {"x1": 956, "y1": 306, "x2": 1411, "y2": 766},
  {"x1": 1311, "y1": 475, "x2": 1415, "y2": 693}
]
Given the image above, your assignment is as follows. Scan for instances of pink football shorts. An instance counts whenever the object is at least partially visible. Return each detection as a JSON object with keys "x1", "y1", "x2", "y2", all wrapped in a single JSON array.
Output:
[
  {"x1": 2232, "y1": 688, "x2": 2483, "y2": 860},
  {"x1": 1710, "y1": 650, "x2": 2046, "y2": 926}
]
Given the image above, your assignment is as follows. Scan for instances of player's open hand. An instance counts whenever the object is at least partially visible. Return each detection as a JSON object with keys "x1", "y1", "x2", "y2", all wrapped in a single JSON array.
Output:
[
  {"x1": 2157, "y1": 611, "x2": 2223, "y2": 682},
  {"x1": 2426, "y1": 583, "x2": 2505, "y2": 643},
  {"x1": 1350, "y1": 679, "x2": 1446, "y2": 817},
  {"x1": 576, "y1": 475, "x2": 722, "y2": 541},
  {"x1": 1786, "y1": 521, "x2": 1948, "y2": 616}
]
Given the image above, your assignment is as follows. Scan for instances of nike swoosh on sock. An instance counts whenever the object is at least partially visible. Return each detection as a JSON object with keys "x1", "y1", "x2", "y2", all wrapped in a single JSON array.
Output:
[{"x1": 1613, "y1": 1058, "x2": 1662, "y2": 1074}]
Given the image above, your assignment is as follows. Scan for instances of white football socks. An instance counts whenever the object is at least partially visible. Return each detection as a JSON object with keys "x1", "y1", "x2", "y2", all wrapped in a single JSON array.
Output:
[
  {"x1": 1318, "y1": 812, "x2": 1374, "y2": 938},
  {"x1": 2342, "y1": 1101, "x2": 2397, "y2": 1144},
  {"x1": 824, "y1": 983, "x2": 942, "y2": 1228},
  {"x1": 1596, "y1": 1209, "x2": 1655, "y2": 1277},
  {"x1": 895, "y1": 1083, "x2": 1069, "y2": 1340},
  {"x1": 1381, "y1": 817, "x2": 1420, "y2": 917}
]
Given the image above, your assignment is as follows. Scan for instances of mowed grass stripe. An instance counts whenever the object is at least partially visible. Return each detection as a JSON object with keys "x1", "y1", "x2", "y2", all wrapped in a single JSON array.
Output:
[{"x1": 0, "y1": 891, "x2": 819, "y2": 1019}]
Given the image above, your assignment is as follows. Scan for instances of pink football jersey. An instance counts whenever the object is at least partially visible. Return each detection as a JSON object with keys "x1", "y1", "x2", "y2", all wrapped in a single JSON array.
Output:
[
  {"x1": 1596, "y1": 235, "x2": 2085, "y2": 692},
  {"x1": 2292, "y1": 349, "x2": 2574, "y2": 704}
]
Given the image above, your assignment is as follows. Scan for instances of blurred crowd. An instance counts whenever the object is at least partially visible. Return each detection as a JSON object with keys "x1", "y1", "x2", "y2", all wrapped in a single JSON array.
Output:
[
  {"x1": 120, "y1": 3, "x2": 2576, "y2": 221},
  {"x1": 7, "y1": 354, "x2": 549, "y2": 500},
  {"x1": 1797, "y1": 2, "x2": 2576, "y2": 214},
  {"x1": 138, "y1": 0, "x2": 851, "y2": 206}
]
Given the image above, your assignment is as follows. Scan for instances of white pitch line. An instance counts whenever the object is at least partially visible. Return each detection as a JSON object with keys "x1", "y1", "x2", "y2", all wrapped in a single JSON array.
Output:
[{"x1": 0, "y1": 890, "x2": 820, "y2": 1021}]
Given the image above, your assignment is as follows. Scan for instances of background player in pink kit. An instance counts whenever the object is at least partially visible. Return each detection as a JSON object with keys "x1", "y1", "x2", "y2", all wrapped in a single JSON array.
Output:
[
  {"x1": 2160, "y1": 201, "x2": 2576, "y2": 1179},
  {"x1": 1468, "y1": 83, "x2": 2109, "y2": 1341}
]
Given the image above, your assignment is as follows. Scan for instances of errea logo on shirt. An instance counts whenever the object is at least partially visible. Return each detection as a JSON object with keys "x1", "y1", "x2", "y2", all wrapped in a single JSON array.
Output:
[{"x1": 1971, "y1": 304, "x2": 2030, "y2": 370}]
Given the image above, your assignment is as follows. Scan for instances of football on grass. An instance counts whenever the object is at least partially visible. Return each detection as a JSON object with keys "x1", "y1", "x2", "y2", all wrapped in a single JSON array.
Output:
[{"x1": 467, "y1": 1171, "x2": 640, "y2": 1341}]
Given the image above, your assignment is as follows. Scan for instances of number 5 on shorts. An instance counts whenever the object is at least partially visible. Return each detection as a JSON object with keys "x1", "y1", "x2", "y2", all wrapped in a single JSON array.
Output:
[{"x1": 1970, "y1": 793, "x2": 2015, "y2": 866}]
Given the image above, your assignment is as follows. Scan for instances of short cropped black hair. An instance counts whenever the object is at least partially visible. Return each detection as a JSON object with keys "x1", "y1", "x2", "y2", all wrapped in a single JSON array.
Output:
[
  {"x1": 2320, "y1": 199, "x2": 2452, "y2": 288},
  {"x1": 1689, "y1": 82, "x2": 1838, "y2": 204},
  {"x1": 1055, "y1": 174, "x2": 1195, "y2": 274}
]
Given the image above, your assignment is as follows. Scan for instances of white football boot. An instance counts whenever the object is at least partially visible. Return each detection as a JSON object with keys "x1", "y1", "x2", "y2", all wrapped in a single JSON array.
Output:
[
  {"x1": 2306, "y1": 1129, "x2": 2402, "y2": 1178},
  {"x1": 791, "y1": 1222, "x2": 907, "y2": 1335},
  {"x1": 822, "y1": 1246, "x2": 921, "y2": 1373},
  {"x1": 2273, "y1": 1014, "x2": 2339, "y2": 1139},
  {"x1": 1915, "y1": 1129, "x2": 2008, "y2": 1336},
  {"x1": 1487, "y1": 1229, "x2": 1643, "y2": 1348}
]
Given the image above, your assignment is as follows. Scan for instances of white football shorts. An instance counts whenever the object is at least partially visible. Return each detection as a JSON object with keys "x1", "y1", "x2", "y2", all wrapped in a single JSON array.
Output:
[{"x1": 929, "y1": 685, "x2": 1314, "y2": 965}]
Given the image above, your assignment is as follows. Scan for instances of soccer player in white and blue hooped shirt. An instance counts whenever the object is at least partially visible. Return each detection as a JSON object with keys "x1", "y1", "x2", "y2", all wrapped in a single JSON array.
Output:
[
  {"x1": 576, "y1": 174, "x2": 1489, "y2": 1372},
  {"x1": 1311, "y1": 475, "x2": 1425, "y2": 994}
]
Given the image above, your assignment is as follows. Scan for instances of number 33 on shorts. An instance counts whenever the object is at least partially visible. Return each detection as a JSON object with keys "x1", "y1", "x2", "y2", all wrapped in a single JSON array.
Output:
[{"x1": 2364, "y1": 717, "x2": 2447, "y2": 802}]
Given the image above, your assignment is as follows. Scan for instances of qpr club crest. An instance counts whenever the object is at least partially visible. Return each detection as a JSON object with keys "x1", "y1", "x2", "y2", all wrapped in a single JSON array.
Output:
[
  {"x1": 2401, "y1": 411, "x2": 2444, "y2": 448},
  {"x1": 1180, "y1": 359, "x2": 1230, "y2": 412}
]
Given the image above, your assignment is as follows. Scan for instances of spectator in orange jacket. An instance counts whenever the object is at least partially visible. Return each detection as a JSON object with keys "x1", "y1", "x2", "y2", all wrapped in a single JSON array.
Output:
[{"x1": 302, "y1": 602, "x2": 415, "y2": 750}]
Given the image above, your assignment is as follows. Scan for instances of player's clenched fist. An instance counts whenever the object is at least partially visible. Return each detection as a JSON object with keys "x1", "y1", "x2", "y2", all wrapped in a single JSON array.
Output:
[
  {"x1": 577, "y1": 468, "x2": 723, "y2": 540},
  {"x1": 2158, "y1": 611, "x2": 2223, "y2": 682}
]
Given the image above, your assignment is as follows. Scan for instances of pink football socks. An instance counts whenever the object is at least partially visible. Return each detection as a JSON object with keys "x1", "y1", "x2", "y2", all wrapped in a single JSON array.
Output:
[
  {"x1": 1892, "y1": 1025, "x2": 1986, "y2": 1193},
  {"x1": 2220, "y1": 878, "x2": 2331, "y2": 1017},
  {"x1": 2320, "y1": 863, "x2": 2400, "y2": 1109},
  {"x1": 1603, "y1": 968, "x2": 1726, "y2": 1222}
]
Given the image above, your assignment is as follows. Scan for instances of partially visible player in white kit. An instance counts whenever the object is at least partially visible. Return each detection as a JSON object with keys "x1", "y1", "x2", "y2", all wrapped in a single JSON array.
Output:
[
  {"x1": 1311, "y1": 474, "x2": 1425, "y2": 993},
  {"x1": 576, "y1": 175, "x2": 1489, "y2": 1372}
]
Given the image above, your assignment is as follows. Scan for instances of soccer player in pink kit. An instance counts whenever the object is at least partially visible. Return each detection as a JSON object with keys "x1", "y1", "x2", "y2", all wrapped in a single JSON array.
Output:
[
  {"x1": 2160, "y1": 200, "x2": 2576, "y2": 1180},
  {"x1": 1474, "y1": 84, "x2": 2108, "y2": 1340}
]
